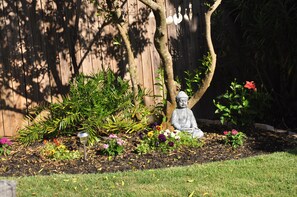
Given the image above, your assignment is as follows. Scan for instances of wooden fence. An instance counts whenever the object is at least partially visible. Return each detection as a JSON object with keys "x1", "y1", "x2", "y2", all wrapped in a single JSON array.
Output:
[{"x1": 0, "y1": 0, "x2": 204, "y2": 136}]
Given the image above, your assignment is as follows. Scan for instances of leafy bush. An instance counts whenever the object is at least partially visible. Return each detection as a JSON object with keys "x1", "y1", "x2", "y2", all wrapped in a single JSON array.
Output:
[
  {"x1": 18, "y1": 69, "x2": 150, "y2": 145},
  {"x1": 213, "y1": 79, "x2": 271, "y2": 126}
]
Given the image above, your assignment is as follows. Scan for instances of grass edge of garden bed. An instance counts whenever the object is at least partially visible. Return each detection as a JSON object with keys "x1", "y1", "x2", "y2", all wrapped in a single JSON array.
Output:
[{"x1": 2, "y1": 148, "x2": 297, "y2": 197}]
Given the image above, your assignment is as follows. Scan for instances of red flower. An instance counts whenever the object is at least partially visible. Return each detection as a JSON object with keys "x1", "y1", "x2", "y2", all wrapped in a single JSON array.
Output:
[
  {"x1": 53, "y1": 138, "x2": 60, "y2": 146},
  {"x1": 244, "y1": 81, "x2": 257, "y2": 91},
  {"x1": 223, "y1": 131, "x2": 229, "y2": 135}
]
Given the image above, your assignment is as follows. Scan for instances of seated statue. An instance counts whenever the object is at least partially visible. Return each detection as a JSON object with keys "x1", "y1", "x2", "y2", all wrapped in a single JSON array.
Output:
[{"x1": 171, "y1": 91, "x2": 204, "y2": 138}]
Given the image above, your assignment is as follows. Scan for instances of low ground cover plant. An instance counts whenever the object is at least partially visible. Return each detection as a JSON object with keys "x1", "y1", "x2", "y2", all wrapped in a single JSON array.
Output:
[
  {"x1": 223, "y1": 129, "x2": 246, "y2": 148},
  {"x1": 101, "y1": 134, "x2": 126, "y2": 157},
  {"x1": 0, "y1": 137, "x2": 12, "y2": 156},
  {"x1": 135, "y1": 124, "x2": 203, "y2": 154},
  {"x1": 40, "y1": 138, "x2": 80, "y2": 160}
]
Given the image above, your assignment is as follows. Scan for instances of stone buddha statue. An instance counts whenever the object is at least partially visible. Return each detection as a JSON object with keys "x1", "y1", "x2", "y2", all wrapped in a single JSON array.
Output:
[{"x1": 171, "y1": 91, "x2": 204, "y2": 138}]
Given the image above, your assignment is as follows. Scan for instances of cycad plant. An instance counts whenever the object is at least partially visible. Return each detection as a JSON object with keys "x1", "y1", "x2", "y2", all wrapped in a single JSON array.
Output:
[{"x1": 18, "y1": 69, "x2": 150, "y2": 145}]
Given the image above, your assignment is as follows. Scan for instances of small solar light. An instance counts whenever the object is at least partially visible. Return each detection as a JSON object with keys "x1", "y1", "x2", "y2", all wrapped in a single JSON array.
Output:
[{"x1": 77, "y1": 131, "x2": 89, "y2": 160}]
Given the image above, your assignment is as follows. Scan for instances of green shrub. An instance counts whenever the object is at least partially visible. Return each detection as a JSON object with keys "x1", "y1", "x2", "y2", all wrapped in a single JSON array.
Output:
[
  {"x1": 18, "y1": 69, "x2": 150, "y2": 145},
  {"x1": 213, "y1": 79, "x2": 271, "y2": 126}
]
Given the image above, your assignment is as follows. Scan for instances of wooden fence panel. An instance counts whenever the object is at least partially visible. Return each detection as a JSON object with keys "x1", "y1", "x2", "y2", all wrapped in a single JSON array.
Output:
[
  {"x1": 138, "y1": 1, "x2": 154, "y2": 106},
  {"x1": 0, "y1": 0, "x2": 202, "y2": 136}
]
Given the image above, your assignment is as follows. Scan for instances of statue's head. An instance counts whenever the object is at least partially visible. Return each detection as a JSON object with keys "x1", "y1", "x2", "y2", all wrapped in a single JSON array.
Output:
[{"x1": 176, "y1": 91, "x2": 188, "y2": 108}]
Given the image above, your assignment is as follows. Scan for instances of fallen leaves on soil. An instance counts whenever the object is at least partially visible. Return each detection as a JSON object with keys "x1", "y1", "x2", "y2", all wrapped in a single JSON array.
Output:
[{"x1": 1, "y1": 123, "x2": 296, "y2": 177}]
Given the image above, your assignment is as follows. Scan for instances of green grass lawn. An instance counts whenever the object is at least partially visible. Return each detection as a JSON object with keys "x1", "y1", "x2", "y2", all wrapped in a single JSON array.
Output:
[{"x1": 2, "y1": 149, "x2": 297, "y2": 197}]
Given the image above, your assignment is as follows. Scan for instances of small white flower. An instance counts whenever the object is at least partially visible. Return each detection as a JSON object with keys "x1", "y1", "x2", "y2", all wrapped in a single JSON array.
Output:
[
  {"x1": 174, "y1": 130, "x2": 180, "y2": 135},
  {"x1": 164, "y1": 129, "x2": 171, "y2": 137},
  {"x1": 175, "y1": 135, "x2": 181, "y2": 140}
]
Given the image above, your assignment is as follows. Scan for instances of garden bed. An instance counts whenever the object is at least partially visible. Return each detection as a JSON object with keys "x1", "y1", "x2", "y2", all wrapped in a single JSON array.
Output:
[{"x1": 1, "y1": 123, "x2": 296, "y2": 177}]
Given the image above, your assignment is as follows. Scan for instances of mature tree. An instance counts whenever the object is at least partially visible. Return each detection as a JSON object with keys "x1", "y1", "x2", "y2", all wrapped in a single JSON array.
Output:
[
  {"x1": 138, "y1": 0, "x2": 176, "y2": 119},
  {"x1": 140, "y1": 0, "x2": 222, "y2": 119},
  {"x1": 188, "y1": 0, "x2": 222, "y2": 109},
  {"x1": 93, "y1": 0, "x2": 222, "y2": 120},
  {"x1": 93, "y1": 0, "x2": 140, "y2": 108}
]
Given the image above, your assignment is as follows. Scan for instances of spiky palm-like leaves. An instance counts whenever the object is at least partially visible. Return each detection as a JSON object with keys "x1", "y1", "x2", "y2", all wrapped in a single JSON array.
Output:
[{"x1": 18, "y1": 69, "x2": 150, "y2": 145}]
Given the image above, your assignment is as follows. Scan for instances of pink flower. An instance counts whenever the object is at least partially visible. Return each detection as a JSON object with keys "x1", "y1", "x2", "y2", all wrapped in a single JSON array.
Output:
[
  {"x1": 231, "y1": 129, "x2": 238, "y2": 135},
  {"x1": 108, "y1": 134, "x2": 118, "y2": 139},
  {"x1": 103, "y1": 144, "x2": 109, "y2": 149},
  {"x1": 244, "y1": 81, "x2": 257, "y2": 91},
  {"x1": 0, "y1": 137, "x2": 12, "y2": 146},
  {"x1": 116, "y1": 139, "x2": 124, "y2": 146},
  {"x1": 223, "y1": 131, "x2": 229, "y2": 135}
]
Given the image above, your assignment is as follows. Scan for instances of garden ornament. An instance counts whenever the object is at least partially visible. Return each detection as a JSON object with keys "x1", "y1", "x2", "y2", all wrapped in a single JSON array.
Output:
[
  {"x1": 189, "y1": 3, "x2": 193, "y2": 21},
  {"x1": 77, "y1": 131, "x2": 89, "y2": 160},
  {"x1": 184, "y1": 8, "x2": 189, "y2": 21},
  {"x1": 173, "y1": 6, "x2": 183, "y2": 25},
  {"x1": 171, "y1": 91, "x2": 204, "y2": 138}
]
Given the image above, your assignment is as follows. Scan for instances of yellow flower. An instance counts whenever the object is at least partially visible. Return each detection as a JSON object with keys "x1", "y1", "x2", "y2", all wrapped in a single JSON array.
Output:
[
  {"x1": 147, "y1": 131, "x2": 154, "y2": 138},
  {"x1": 58, "y1": 145, "x2": 66, "y2": 149}
]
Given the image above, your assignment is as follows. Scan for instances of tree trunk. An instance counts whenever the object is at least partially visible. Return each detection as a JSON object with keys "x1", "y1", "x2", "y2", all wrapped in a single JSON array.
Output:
[
  {"x1": 114, "y1": 11, "x2": 140, "y2": 108},
  {"x1": 105, "y1": 0, "x2": 140, "y2": 108},
  {"x1": 139, "y1": 0, "x2": 177, "y2": 118},
  {"x1": 188, "y1": 0, "x2": 222, "y2": 109}
]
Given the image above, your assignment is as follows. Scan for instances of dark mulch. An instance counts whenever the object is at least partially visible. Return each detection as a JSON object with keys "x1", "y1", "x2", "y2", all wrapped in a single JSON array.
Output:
[{"x1": 1, "y1": 123, "x2": 296, "y2": 177}]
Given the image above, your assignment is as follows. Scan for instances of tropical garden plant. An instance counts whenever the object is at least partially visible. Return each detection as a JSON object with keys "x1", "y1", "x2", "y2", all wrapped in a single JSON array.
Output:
[
  {"x1": 18, "y1": 69, "x2": 151, "y2": 145},
  {"x1": 0, "y1": 137, "x2": 12, "y2": 156},
  {"x1": 223, "y1": 129, "x2": 246, "y2": 148},
  {"x1": 222, "y1": 0, "x2": 297, "y2": 127},
  {"x1": 213, "y1": 79, "x2": 271, "y2": 126}
]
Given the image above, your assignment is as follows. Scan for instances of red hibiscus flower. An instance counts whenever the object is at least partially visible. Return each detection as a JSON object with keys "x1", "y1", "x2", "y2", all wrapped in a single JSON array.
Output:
[{"x1": 244, "y1": 81, "x2": 257, "y2": 91}]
